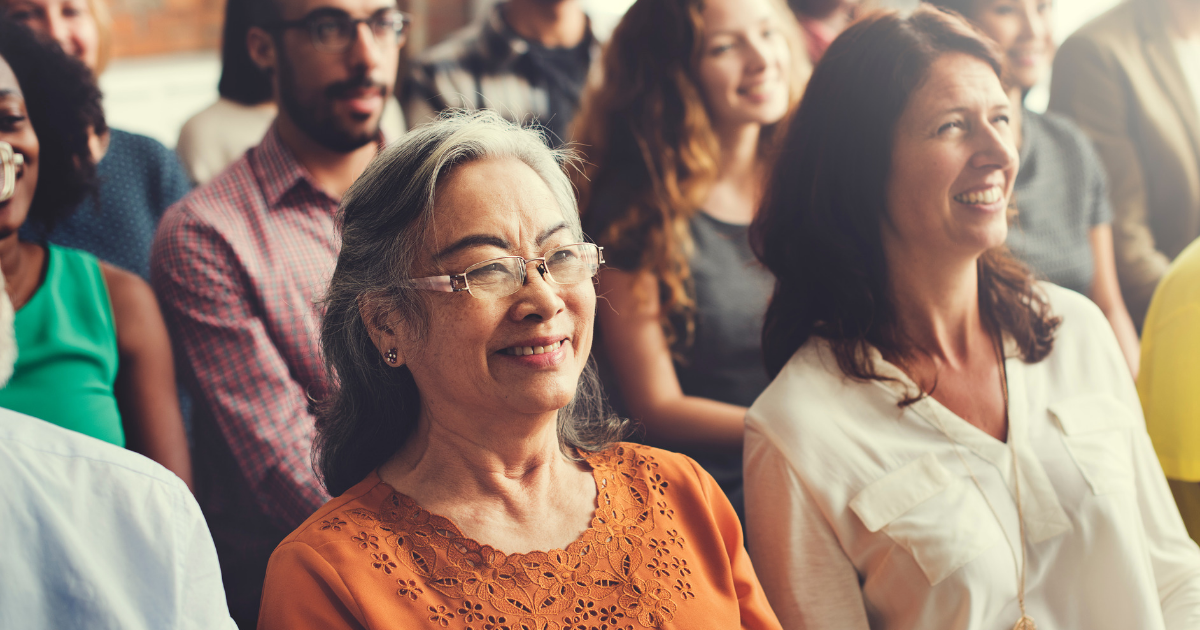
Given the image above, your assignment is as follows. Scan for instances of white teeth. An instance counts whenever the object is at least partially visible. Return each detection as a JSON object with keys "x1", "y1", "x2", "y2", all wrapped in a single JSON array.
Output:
[
  {"x1": 505, "y1": 340, "x2": 565, "y2": 356},
  {"x1": 954, "y1": 187, "x2": 1003, "y2": 205}
]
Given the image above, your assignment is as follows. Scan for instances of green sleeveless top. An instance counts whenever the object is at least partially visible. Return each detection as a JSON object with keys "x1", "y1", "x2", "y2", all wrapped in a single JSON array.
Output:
[{"x1": 0, "y1": 244, "x2": 122, "y2": 445}]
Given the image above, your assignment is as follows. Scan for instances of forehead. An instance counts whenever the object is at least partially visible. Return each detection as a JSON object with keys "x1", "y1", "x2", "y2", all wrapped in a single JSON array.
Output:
[
  {"x1": 702, "y1": 0, "x2": 776, "y2": 33},
  {"x1": 0, "y1": 57, "x2": 20, "y2": 97},
  {"x1": 906, "y1": 52, "x2": 1005, "y2": 115},
  {"x1": 279, "y1": 0, "x2": 394, "y2": 20},
  {"x1": 429, "y1": 157, "x2": 569, "y2": 252}
]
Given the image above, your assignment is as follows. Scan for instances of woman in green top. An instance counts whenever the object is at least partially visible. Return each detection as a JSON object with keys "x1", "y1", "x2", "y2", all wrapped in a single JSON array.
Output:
[{"x1": 0, "y1": 20, "x2": 192, "y2": 488}]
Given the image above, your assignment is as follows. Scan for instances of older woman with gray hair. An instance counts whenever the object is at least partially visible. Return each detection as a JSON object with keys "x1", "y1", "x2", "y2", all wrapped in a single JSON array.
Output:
[{"x1": 257, "y1": 111, "x2": 782, "y2": 630}]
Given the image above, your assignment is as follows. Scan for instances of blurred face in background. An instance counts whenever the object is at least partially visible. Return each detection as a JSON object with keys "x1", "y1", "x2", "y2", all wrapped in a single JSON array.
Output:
[
  {"x1": 968, "y1": 0, "x2": 1054, "y2": 92},
  {"x1": 3, "y1": 0, "x2": 100, "y2": 72},
  {"x1": 257, "y1": 0, "x2": 402, "y2": 152},
  {"x1": 696, "y1": 0, "x2": 793, "y2": 132}
]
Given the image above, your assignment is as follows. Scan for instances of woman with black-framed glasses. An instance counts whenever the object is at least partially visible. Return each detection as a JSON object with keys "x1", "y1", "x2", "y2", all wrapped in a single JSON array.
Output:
[{"x1": 256, "y1": 111, "x2": 784, "y2": 630}]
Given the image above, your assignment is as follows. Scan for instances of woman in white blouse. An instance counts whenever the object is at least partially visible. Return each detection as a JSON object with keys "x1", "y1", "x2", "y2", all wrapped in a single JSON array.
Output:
[{"x1": 745, "y1": 6, "x2": 1200, "y2": 630}]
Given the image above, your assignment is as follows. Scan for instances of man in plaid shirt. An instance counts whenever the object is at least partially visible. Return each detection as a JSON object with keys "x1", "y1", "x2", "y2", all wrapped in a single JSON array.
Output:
[{"x1": 150, "y1": 0, "x2": 405, "y2": 623}]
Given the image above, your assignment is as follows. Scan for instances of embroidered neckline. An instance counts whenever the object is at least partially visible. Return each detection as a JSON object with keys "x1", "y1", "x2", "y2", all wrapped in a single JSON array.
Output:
[{"x1": 332, "y1": 444, "x2": 692, "y2": 628}]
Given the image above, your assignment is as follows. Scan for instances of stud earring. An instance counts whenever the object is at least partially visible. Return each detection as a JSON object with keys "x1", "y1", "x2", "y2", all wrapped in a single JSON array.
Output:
[{"x1": 385, "y1": 349, "x2": 398, "y2": 364}]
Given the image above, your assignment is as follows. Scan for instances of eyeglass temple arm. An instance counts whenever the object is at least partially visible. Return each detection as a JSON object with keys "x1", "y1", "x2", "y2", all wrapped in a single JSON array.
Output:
[{"x1": 407, "y1": 275, "x2": 468, "y2": 292}]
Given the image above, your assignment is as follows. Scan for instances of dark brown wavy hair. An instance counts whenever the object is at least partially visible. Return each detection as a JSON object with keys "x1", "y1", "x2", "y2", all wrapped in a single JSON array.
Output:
[
  {"x1": 573, "y1": 0, "x2": 809, "y2": 348},
  {"x1": 752, "y1": 6, "x2": 1059, "y2": 395}
]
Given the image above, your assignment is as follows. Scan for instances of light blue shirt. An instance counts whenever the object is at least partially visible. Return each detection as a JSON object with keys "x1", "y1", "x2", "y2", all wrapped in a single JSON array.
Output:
[{"x1": 0, "y1": 408, "x2": 235, "y2": 629}]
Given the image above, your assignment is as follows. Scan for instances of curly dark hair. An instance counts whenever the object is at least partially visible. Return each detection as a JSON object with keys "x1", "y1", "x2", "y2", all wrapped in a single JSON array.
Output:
[
  {"x1": 0, "y1": 17, "x2": 105, "y2": 232},
  {"x1": 752, "y1": 7, "x2": 1060, "y2": 395}
]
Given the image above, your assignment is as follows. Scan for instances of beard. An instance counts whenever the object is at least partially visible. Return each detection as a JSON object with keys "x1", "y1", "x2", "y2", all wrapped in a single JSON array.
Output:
[{"x1": 276, "y1": 51, "x2": 385, "y2": 154}]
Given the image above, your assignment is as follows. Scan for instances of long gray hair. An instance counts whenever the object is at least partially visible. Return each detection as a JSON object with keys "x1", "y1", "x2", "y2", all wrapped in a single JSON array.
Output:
[{"x1": 314, "y1": 110, "x2": 627, "y2": 497}]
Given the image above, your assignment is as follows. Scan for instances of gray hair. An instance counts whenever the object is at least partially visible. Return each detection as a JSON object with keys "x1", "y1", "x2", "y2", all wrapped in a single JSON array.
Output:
[{"x1": 314, "y1": 110, "x2": 627, "y2": 496}]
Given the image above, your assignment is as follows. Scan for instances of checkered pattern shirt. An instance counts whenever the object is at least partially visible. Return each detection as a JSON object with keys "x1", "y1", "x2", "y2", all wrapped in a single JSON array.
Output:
[
  {"x1": 151, "y1": 126, "x2": 336, "y2": 542},
  {"x1": 402, "y1": 2, "x2": 601, "y2": 144}
]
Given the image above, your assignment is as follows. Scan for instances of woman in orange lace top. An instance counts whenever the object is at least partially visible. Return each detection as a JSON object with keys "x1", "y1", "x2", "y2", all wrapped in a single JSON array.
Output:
[{"x1": 256, "y1": 111, "x2": 781, "y2": 630}]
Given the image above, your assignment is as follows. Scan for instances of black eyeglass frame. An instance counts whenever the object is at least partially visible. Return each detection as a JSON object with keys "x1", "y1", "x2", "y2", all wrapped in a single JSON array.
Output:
[{"x1": 263, "y1": 7, "x2": 411, "y2": 53}]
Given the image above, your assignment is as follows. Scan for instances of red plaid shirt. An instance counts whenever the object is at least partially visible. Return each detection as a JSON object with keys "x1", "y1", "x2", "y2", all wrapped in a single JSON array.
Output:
[{"x1": 152, "y1": 127, "x2": 340, "y2": 551}]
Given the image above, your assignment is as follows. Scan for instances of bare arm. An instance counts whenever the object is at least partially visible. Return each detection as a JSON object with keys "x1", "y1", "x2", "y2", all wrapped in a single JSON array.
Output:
[
  {"x1": 1088, "y1": 225, "x2": 1140, "y2": 378},
  {"x1": 104, "y1": 263, "x2": 193, "y2": 490},
  {"x1": 596, "y1": 268, "x2": 745, "y2": 449}
]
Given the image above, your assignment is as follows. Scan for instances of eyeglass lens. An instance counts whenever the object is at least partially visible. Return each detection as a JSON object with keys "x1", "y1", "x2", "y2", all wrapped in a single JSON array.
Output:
[
  {"x1": 463, "y1": 243, "x2": 602, "y2": 298},
  {"x1": 310, "y1": 9, "x2": 406, "y2": 51}
]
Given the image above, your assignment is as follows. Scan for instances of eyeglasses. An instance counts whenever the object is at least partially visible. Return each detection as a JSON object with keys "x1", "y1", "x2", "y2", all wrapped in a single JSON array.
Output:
[
  {"x1": 408, "y1": 243, "x2": 605, "y2": 300},
  {"x1": 267, "y1": 8, "x2": 410, "y2": 53},
  {"x1": 0, "y1": 141, "x2": 24, "y2": 203}
]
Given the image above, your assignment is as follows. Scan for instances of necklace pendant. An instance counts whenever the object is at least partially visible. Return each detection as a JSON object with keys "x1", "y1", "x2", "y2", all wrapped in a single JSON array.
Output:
[{"x1": 1012, "y1": 615, "x2": 1036, "y2": 630}]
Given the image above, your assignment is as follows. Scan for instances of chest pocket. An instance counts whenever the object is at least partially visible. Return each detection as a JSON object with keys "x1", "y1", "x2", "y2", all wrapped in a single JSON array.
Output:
[
  {"x1": 849, "y1": 453, "x2": 1004, "y2": 586},
  {"x1": 1050, "y1": 393, "x2": 1137, "y2": 495}
]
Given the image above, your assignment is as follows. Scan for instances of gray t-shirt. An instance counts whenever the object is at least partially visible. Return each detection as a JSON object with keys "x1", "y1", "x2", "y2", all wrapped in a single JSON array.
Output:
[{"x1": 1006, "y1": 108, "x2": 1113, "y2": 295}]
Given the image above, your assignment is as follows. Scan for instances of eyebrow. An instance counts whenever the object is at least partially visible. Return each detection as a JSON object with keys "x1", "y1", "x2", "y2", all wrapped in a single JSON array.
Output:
[{"x1": 433, "y1": 222, "x2": 572, "y2": 261}]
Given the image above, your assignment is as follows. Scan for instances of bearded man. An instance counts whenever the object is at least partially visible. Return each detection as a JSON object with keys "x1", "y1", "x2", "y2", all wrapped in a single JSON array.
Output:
[{"x1": 149, "y1": 0, "x2": 405, "y2": 624}]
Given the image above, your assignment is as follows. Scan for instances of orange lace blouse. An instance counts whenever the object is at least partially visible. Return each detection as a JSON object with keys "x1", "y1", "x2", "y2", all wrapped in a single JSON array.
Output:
[{"x1": 257, "y1": 443, "x2": 781, "y2": 630}]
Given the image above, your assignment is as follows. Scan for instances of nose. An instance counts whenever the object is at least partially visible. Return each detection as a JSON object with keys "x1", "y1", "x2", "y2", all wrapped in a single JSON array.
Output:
[
  {"x1": 970, "y1": 117, "x2": 1018, "y2": 173},
  {"x1": 1017, "y1": 1, "x2": 1045, "y2": 43},
  {"x1": 46, "y1": 12, "x2": 76, "y2": 55},
  {"x1": 346, "y1": 21, "x2": 384, "y2": 71},
  {"x1": 745, "y1": 36, "x2": 770, "y2": 75},
  {"x1": 510, "y1": 259, "x2": 566, "y2": 322}
]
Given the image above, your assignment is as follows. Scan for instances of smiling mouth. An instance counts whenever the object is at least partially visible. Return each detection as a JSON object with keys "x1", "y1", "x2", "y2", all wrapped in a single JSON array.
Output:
[
  {"x1": 502, "y1": 339, "x2": 566, "y2": 356},
  {"x1": 953, "y1": 186, "x2": 1004, "y2": 205}
]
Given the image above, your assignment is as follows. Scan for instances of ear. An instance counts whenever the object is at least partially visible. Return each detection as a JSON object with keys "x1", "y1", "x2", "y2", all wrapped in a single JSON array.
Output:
[
  {"x1": 359, "y1": 294, "x2": 408, "y2": 366},
  {"x1": 246, "y1": 26, "x2": 278, "y2": 76}
]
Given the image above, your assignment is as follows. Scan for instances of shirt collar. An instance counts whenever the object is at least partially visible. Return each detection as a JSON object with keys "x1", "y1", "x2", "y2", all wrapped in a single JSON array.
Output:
[{"x1": 254, "y1": 123, "x2": 389, "y2": 208}]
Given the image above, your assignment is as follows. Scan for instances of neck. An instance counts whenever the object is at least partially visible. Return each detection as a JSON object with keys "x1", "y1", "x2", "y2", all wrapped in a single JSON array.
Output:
[
  {"x1": 1009, "y1": 86, "x2": 1025, "y2": 151},
  {"x1": 274, "y1": 112, "x2": 378, "y2": 200},
  {"x1": 1166, "y1": 0, "x2": 1200, "y2": 39},
  {"x1": 716, "y1": 122, "x2": 761, "y2": 174},
  {"x1": 383, "y1": 402, "x2": 572, "y2": 501},
  {"x1": 885, "y1": 237, "x2": 986, "y2": 367},
  {"x1": 504, "y1": 0, "x2": 587, "y2": 48},
  {"x1": 700, "y1": 122, "x2": 763, "y2": 224}
]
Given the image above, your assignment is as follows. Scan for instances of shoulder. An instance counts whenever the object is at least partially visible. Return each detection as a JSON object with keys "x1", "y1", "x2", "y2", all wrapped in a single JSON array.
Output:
[
  {"x1": 587, "y1": 442, "x2": 715, "y2": 500},
  {"x1": 0, "y1": 406, "x2": 189, "y2": 496},
  {"x1": 1059, "y1": 3, "x2": 1140, "y2": 57},
  {"x1": 1041, "y1": 281, "x2": 1108, "y2": 333},
  {"x1": 100, "y1": 261, "x2": 158, "y2": 326},
  {"x1": 155, "y1": 156, "x2": 259, "y2": 241},
  {"x1": 107, "y1": 128, "x2": 185, "y2": 171},
  {"x1": 1145, "y1": 239, "x2": 1200, "y2": 331},
  {"x1": 278, "y1": 473, "x2": 392, "y2": 549}
]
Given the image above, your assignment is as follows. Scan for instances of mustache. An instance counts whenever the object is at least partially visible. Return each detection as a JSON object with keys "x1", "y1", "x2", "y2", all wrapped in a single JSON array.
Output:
[{"x1": 325, "y1": 74, "x2": 386, "y2": 99}]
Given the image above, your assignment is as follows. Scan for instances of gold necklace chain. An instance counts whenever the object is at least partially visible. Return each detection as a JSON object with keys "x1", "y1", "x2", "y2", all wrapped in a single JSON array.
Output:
[{"x1": 925, "y1": 334, "x2": 1036, "y2": 630}]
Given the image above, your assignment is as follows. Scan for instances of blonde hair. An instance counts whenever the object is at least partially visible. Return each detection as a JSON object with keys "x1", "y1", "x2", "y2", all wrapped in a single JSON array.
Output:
[{"x1": 87, "y1": 0, "x2": 112, "y2": 75}]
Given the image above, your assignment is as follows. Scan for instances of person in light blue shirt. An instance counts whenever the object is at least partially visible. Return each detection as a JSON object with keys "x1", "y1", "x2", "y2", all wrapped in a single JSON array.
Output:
[{"x1": 0, "y1": 143, "x2": 233, "y2": 629}]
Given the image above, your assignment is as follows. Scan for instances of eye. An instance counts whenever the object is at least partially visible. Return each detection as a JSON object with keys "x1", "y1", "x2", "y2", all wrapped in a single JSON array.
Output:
[
  {"x1": 937, "y1": 120, "x2": 964, "y2": 135},
  {"x1": 710, "y1": 43, "x2": 734, "y2": 55},
  {"x1": 466, "y1": 261, "x2": 517, "y2": 285},
  {"x1": 0, "y1": 114, "x2": 27, "y2": 132},
  {"x1": 5, "y1": 8, "x2": 35, "y2": 21},
  {"x1": 993, "y1": 114, "x2": 1011, "y2": 125},
  {"x1": 761, "y1": 26, "x2": 775, "y2": 39}
]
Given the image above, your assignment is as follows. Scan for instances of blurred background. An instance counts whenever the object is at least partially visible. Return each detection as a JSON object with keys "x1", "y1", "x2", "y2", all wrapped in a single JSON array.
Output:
[{"x1": 99, "y1": 0, "x2": 1120, "y2": 147}]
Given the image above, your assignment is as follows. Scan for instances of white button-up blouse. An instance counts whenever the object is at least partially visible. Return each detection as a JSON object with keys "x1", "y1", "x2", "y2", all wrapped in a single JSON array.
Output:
[{"x1": 744, "y1": 284, "x2": 1200, "y2": 630}]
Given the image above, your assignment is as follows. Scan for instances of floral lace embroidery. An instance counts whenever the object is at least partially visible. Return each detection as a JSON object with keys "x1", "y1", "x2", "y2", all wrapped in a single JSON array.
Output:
[{"x1": 341, "y1": 446, "x2": 693, "y2": 629}]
